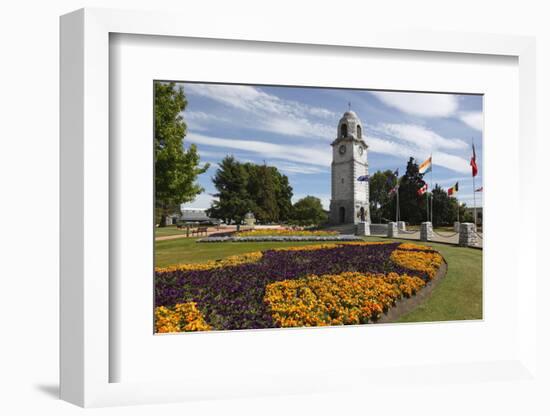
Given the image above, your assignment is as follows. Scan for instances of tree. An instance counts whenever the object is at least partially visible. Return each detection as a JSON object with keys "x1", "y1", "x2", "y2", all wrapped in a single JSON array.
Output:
[
  {"x1": 291, "y1": 196, "x2": 327, "y2": 226},
  {"x1": 207, "y1": 156, "x2": 253, "y2": 225},
  {"x1": 272, "y1": 169, "x2": 293, "y2": 222},
  {"x1": 208, "y1": 158, "x2": 293, "y2": 225},
  {"x1": 245, "y1": 164, "x2": 279, "y2": 223},
  {"x1": 396, "y1": 157, "x2": 427, "y2": 225},
  {"x1": 369, "y1": 170, "x2": 397, "y2": 223},
  {"x1": 154, "y1": 81, "x2": 209, "y2": 226},
  {"x1": 431, "y1": 185, "x2": 452, "y2": 227}
]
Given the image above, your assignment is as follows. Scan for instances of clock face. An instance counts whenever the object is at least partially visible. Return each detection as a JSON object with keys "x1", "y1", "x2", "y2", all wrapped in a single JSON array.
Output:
[
  {"x1": 358, "y1": 146, "x2": 364, "y2": 156},
  {"x1": 339, "y1": 144, "x2": 346, "y2": 155}
]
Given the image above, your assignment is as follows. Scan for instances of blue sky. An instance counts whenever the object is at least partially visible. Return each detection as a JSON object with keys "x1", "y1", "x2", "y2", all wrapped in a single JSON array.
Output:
[{"x1": 175, "y1": 82, "x2": 483, "y2": 210}]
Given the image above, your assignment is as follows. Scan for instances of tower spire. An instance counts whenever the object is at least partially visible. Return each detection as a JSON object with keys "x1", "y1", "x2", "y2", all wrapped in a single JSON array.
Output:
[{"x1": 348, "y1": 101, "x2": 351, "y2": 111}]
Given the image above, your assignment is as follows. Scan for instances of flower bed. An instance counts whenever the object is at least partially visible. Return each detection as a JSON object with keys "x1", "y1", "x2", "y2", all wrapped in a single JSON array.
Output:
[
  {"x1": 265, "y1": 272, "x2": 426, "y2": 327},
  {"x1": 390, "y1": 244, "x2": 443, "y2": 280},
  {"x1": 197, "y1": 235, "x2": 363, "y2": 243},
  {"x1": 154, "y1": 242, "x2": 444, "y2": 332},
  {"x1": 236, "y1": 229, "x2": 338, "y2": 237},
  {"x1": 155, "y1": 302, "x2": 212, "y2": 332}
]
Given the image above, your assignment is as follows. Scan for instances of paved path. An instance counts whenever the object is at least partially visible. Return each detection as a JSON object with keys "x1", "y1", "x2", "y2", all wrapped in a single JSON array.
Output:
[{"x1": 155, "y1": 229, "x2": 226, "y2": 241}]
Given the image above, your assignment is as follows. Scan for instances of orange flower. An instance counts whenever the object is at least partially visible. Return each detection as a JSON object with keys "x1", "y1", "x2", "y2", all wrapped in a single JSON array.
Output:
[{"x1": 155, "y1": 302, "x2": 211, "y2": 333}]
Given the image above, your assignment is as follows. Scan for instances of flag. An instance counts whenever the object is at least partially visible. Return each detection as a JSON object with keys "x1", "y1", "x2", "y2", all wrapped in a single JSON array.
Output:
[
  {"x1": 417, "y1": 182, "x2": 428, "y2": 196},
  {"x1": 470, "y1": 144, "x2": 478, "y2": 177},
  {"x1": 475, "y1": 186, "x2": 483, "y2": 192},
  {"x1": 419, "y1": 156, "x2": 432, "y2": 174},
  {"x1": 386, "y1": 169, "x2": 399, "y2": 186},
  {"x1": 447, "y1": 182, "x2": 459, "y2": 196},
  {"x1": 357, "y1": 175, "x2": 369, "y2": 182}
]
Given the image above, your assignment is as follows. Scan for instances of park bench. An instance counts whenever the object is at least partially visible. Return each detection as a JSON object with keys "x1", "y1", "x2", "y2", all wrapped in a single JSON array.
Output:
[{"x1": 191, "y1": 226, "x2": 208, "y2": 237}]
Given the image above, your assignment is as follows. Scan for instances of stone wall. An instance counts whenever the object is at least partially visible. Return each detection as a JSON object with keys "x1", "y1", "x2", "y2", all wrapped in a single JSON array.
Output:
[
  {"x1": 387, "y1": 222, "x2": 398, "y2": 238},
  {"x1": 459, "y1": 222, "x2": 479, "y2": 247},
  {"x1": 356, "y1": 222, "x2": 370, "y2": 236},
  {"x1": 369, "y1": 224, "x2": 388, "y2": 235},
  {"x1": 420, "y1": 222, "x2": 433, "y2": 241}
]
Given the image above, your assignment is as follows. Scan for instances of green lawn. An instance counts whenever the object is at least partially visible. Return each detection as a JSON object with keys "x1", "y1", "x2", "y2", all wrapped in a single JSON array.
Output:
[
  {"x1": 155, "y1": 238, "x2": 335, "y2": 267},
  {"x1": 155, "y1": 236, "x2": 482, "y2": 323},
  {"x1": 155, "y1": 225, "x2": 188, "y2": 237}
]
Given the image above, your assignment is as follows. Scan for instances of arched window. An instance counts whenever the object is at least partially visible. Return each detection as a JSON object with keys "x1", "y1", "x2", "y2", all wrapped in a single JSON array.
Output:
[
  {"x1": 340, "y1": 123, "x2": 348, "y2": 138},
  {"x1": 357, "y1": 125, "x2": 362, "y2": 139}
]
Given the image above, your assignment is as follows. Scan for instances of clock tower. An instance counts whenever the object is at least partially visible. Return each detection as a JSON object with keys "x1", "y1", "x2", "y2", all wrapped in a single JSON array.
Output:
[{"x1": 329, "y1": 110, "x2": 370, "y2": 224}]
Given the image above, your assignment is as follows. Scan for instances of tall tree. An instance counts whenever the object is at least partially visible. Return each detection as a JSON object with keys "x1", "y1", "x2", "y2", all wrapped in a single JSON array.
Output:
[
  {"x1": 431, "y1": 185, "x2": 451, "y2": 227},
  {"x1": 397, "y1": 157, "x2": 427, "y2": 224},
  {"x1": 369, "y1": 170, "x2": 397, "y2": 223},
  {"x1": 207, "y1": 156, "x2": 253, "y2": 225},
  {"x1": 154, "y1": 81, "x2": 209, "y2": 226},
  {"x1": 245, "y1": 163, "x2": 279, "y2": 223},
  {"x1": 208, "y1": 158, "x2": 293, "y2": 225},
  {"x1": 272, "y1": 168, "x2": 293, "y2": 222}
]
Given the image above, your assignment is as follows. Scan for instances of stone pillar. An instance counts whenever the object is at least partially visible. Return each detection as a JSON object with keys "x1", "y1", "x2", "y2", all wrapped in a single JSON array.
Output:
[
  {"x1": 387, "y1": 222, "x2": 397, "y2": 238},
  {"x1": 459, "y1": 222, "x2": 479, "y2": 247},
  {"x1": 420, "y1": 222, "x2": 433, "y2": 241},
  {"x1": 397, "y1": 221, "x2": 407, "y2": 231},
  {"x1": 356, "y1": 222, "x2": 370, "y2": 236},
  {"x1": 454, "y1": 221, "x2": 461, "y2": 232}
]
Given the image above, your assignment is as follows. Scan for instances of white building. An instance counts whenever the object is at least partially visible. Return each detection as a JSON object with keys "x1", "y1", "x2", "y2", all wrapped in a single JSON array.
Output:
[
  {"x1": 329, "y1": 110, "x2": 370, "y2": 224},
  {"x1": 180, "y1": 207, "x2": 211, "y2": 222}
]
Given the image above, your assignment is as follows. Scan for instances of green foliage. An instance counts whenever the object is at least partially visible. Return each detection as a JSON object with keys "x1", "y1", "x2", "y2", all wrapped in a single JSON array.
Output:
[
  {"x1": 290, "y1": 196, "x2": 327, "y2": 226},
  {"x1": 207, "y1": 157, "x2": 293, "y2": 224},
  {"x1": 462, "y1": 209, "x2": 474, "y2": 223},
  {"x1": 395, "y1": 157, "x2": 427, "y2": 224},
  {"x1": 208, "y1": 156, "x2": 253, "y2": 225},
  {"x1": 154, "y1": 81, "x2": 209, "y2": 226},
  {"x1": 369, "y1": 160, "x2": 471, "y2": 226},
  {"x1": 369, "y1": 170, "x2": 397, "y2": 223}
]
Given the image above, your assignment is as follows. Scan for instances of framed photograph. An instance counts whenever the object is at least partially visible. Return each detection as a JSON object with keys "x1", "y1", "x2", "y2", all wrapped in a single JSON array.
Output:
[{"x1": 60, "y1": 8, "x2": 537, "y2": 407}]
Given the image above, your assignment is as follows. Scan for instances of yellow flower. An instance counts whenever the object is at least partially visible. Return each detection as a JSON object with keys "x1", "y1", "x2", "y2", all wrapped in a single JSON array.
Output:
[
  {"x1": 156, "y1": 251, "x2": 263, "y2": 273},
  {"x1": 264, "y1": 271, "x2": 426, "y2": 328},
  {"x1": 390, "y1": 246, "x2": 443, "y2": 280},
  {"x1": 155, "y1": 302, "x2": 211, "y2": 333}
]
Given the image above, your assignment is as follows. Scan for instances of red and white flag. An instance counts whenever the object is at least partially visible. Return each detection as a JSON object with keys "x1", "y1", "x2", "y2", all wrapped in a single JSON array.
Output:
[{"x1": 417, "y1": 182, "x2": 428, "y2": 196}]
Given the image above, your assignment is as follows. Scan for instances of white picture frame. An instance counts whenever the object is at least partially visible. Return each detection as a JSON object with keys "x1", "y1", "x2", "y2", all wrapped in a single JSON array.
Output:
[{"x1": 60, "y1": 8, "x2": 537, "y2": 408}]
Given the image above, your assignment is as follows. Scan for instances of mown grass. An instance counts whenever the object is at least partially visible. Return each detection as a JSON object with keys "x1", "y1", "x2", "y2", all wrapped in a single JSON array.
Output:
[
  {"x1": 155, "y1": 235, "x2": 482, "y2": 323},
  {"x1": 155, "y1": 238, "x2": 335, "y2": 267},
  {"x1": 155, "y1": 225, "x2": 188, "y2": 237}
]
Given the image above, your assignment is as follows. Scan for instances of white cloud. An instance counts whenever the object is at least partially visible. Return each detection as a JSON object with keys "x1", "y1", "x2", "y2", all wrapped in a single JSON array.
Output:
[
  {"x1": 187, "y1": 133, "x2": 331, "y2": 167},
  {"x1": 458, "y1": 111, "x2": 483, "y2": 131},
  {"x1": 371, "y1": 91, "x2": 459, "y2": 117},
  {"x1": 275, "y1": 162, "x2": 326, "y2": 175},
  {"x1": 373, "y1": 123, "x2": 468, "y2": 151},
  {"x1": 184, "y1": 83, "x2": 336, "y2": 139},
  {"x1": 184, "y1": 192, "x2": 216, "y2": 209},
  {"x1": 367, "y1": 135, "x2": 471, "y2": 174},
  {"x1": 183, "y1": 111, "x2": 231, "y2": 131},
  {"x1": 432, "y1": 152, "x2": 470, "y2": 174}
]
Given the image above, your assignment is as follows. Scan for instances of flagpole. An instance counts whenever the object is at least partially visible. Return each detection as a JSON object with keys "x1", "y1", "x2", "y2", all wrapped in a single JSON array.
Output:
[
  {"x1": 396, "y1": 185, "x2": 399, "y2": 223},
  {"x1": 430, "y1": 154, "x2": 433, "y2": 224},
  {"x1": 426, "y1": 190, "x2": 429, "y2": 222},
  {"x1": 472, "y1": 139, "x2": 477, "y2": 231},
  {"x1": 457, "y1": 195, "x2": 460, "y2": 224}
]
